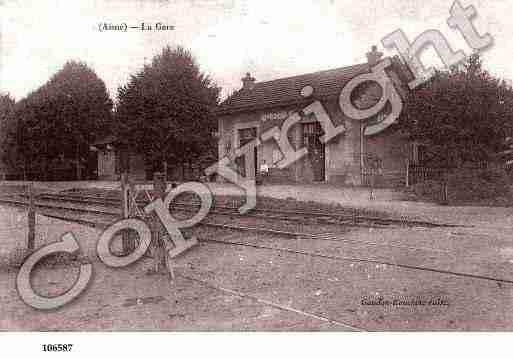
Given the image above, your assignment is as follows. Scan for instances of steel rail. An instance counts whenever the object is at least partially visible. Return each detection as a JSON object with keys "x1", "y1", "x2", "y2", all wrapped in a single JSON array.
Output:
[
  {"x1": 0, "y1": 197, "x2": 463, "y2": 254},
  {"x1": 5, "y1": 202, "x2": 510, "y2": 287},
  {"x1": 25, "y1": 192, "x2": 460, "y2": 228}
]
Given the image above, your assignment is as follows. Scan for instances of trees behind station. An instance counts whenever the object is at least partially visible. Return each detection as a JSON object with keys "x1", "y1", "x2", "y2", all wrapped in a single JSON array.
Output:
[{"x1": 115, "y1": 45, "x2": 220, "y2": 178}]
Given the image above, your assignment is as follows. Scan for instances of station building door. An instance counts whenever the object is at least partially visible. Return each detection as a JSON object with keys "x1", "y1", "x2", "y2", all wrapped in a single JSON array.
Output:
[
  {"x1": 236, "y1": 127, "x2": 258, "y2": 178},
  {"x1": 303, "y1": 122, "x2": 325, "y2": 182}
]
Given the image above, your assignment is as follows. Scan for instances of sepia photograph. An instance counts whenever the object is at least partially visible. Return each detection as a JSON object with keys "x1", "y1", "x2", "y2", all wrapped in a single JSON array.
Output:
[{"x1": 1, "y1": 0, "x2": 513, "y2": 356}]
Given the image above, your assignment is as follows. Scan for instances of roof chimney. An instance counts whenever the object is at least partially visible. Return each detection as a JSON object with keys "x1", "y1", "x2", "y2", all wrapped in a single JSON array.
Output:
[
  {"x1": 366, "y1": 45, "x2": 383, "y2": 66},
  {"x1": 242, "y1": 72, "x2": 256, "y2": 90}
]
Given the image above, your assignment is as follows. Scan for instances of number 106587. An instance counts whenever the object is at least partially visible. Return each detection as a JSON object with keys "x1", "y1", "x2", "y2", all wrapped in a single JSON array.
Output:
[{"x1": 42, "y1": 344, "x2": 73, "y2": 352}]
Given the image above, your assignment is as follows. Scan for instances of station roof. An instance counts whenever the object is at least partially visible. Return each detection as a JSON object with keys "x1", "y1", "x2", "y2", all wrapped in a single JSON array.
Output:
[
  {"x1": 215, "y1": 62, "x2": 371, "y2": 116},
  {"x1": 92, "y1": 135, "x2": 119, "y2": 146},
  {"x1": 215, "y1": 57, "x2": 412, "y2": 116}
]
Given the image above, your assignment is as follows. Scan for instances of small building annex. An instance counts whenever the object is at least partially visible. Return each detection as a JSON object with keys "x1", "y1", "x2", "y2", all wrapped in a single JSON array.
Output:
[{"x1": 90, "y1": 135, "x2": 146, "y2": 181}]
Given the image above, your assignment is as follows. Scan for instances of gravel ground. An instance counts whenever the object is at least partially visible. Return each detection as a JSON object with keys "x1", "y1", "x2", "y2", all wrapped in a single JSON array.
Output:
[
  {"x1": 0, "y1": 206, "x2": 345, "y2": 331},
  {"x1": 2, "y1": 202, "x2": 513, "y2": 330}
]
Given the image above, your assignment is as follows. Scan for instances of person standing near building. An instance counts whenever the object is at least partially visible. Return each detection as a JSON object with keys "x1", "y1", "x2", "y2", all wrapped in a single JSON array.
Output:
[
  {"x1": 260, "y1": 160, "x2": 269, "y2": 177},
  {"x1": 257, "y1": 160, "x2": 269, "y2": 185}
]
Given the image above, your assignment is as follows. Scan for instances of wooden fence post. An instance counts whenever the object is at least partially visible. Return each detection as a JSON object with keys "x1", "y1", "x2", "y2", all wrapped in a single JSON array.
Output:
[
  {"x1": 121, "y1": 173, "x2": 136, "y2": 253},
  {"x1": 440, "y1": 170, "x2": 449, "y2": 205},
  {"x1": 27, "y1": 182, "x2": 35, "y2": 251},
  {"x1": 405, "y1": 159, "x2": 409, "y2": 188},
  {"x1": 151, "y1": 172, "x2": 167, "y2": 273},
  {"x1": 121, "y1": 172, "x2": 129, "y2": 218}
]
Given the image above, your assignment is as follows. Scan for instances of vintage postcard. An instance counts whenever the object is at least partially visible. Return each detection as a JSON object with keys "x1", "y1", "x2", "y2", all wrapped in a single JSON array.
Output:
[{"x1": 0, "y1": 0, "x2": 512, "y2": 356}]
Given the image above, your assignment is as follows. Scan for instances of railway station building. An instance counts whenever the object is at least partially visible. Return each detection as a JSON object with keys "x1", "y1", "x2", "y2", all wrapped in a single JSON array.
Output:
[{"x1": 215, "y1": 47, "x2": 419, "y2": 187}]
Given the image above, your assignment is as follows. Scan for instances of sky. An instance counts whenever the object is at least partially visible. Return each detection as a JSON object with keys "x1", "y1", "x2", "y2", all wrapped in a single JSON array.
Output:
[{"x1": 1, "y1": 0, "x2": 512, "y2": 102}]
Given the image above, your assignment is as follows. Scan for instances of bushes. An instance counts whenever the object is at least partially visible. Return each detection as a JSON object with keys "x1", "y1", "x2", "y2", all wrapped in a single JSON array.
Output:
[{"x1": 410, "y1": 167, "x2": 513, "y2": 206}]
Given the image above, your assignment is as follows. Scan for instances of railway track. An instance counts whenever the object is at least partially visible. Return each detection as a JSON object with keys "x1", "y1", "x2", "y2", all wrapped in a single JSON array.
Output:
[
  {"x1": 2, "y1": 194, "x2": 512, "y2": 287},
  {"x1": 0, "y1": 195, "x2": 451, "y2": 254},
  {"x1": 1, "y1": 193, "x2": 464, "y2": 254},
  {"x1": 0, "y1": 192, "x2": 476, "y2": 256},
  {"x1": 19, "y1": 191, "x2": 460, "y2": 228},
  {"x1": 0, "y1": 195, "x2": 364, "y2": 331}
]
